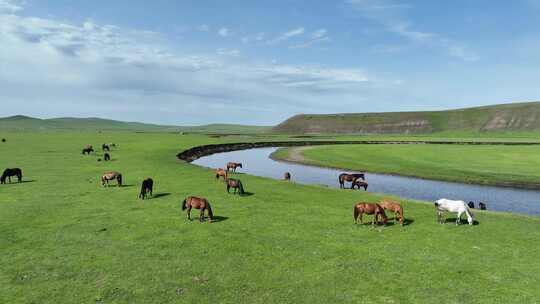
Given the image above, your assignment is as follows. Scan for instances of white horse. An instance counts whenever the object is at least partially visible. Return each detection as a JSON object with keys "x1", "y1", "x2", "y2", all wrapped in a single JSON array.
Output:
[{"x1": 434, "y1": 199, "x2": 475, "y2": 225}]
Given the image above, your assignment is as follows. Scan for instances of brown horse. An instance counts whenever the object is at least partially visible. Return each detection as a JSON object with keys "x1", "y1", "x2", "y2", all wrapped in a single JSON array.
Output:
[
  {"x1": 338, "y1": 173, "x2": 365, "y2": 189},
  {"x1": 284, "y1": 172, "x2": 291, "y2": 181},
  {"x1": 379, "y1": 200, "x2": 404, "y2": 225},
  {"x1": 82, "y1": 145, "x2": 94, "y2": 155},
  {"x1": 353, "y1": 202, "x2": 388, "y2": 226},
  {"x1": 1, "y1": 168, "x2": 22, "y2": 184},
  {"x1": 101, "y1": 171, "x2": 122, "y2": 187},
  {"x1": 226, "y1": 162, "x2": 242, "y2": 172},
  {"x1": 226, "y1": 178, "x2": 245, "y2": 195},
  {"x1": 139, "y1": 177, "x2": 153, "y2": 199},
  {"x1": 181, "y1": 196, "x2": 214, "y2": 222},
  {"x1": 352, "y1": 180, "x2": 368, "y2": 191},
  {"x1": 215, "y1": 168, "x2": 228, "y2": 181}
]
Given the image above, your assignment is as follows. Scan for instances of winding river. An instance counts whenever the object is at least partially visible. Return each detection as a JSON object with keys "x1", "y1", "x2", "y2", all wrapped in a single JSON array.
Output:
[{"x1": 193, "y1": 147, "x2": 540, "y2": 216}]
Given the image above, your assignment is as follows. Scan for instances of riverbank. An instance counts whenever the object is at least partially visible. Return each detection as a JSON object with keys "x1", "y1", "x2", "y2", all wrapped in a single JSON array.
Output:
[{"x1": 271, "y1": 145, "x2": 540, "y2": 189}]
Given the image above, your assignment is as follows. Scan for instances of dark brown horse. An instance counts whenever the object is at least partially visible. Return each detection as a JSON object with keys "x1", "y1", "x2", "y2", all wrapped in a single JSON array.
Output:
[
  {"x1": 226, "y1": 178, "x2": 245, "y2": 195},
  {"x1": 104, "y1": 153, "x2": 111, "y2": 161},
  {"x1": 139, "y1": 177, "x2": 153, "y2": 199},
  {"x1": 338, "y1": 173, "x2": 365, "y2": 189},
  {"x1": 102, "y1": 143, "x2": 110, "y2": 151},
  {"x1": 284, "y1": 172, "x2": 291, "y2": 181},
  {"x1": 182, "y1": 196, "x2": 214, "y2": 222},
  {"x1": 215, "y1": 168, "x2": 228, "y2": 181},
  {"x1": 353, "y1": 202, "x2": 388, "y2": 226},
  {"x1": 101, "y1": 171, "x2": 122, "y2": 187},
  {"x1": 82, "y1": 145, "x2": 94, "y2": 155},
  {"x1": 379, "y1": 200, "x2": 404, "y2": 225},
  {"x1": 352, "y1": 180, "x2": 368, "y2": 191},
  {"x1": 1, "y1": 168, "x2": 22, "y2": 184},
  {"x1": 226, "y1": 162, "x2": 242, "y2": 172}
]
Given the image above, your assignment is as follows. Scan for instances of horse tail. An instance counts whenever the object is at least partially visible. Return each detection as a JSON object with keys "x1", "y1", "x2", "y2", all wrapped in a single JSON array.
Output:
[
  {"x1": 353, "y1": 205, "x2": 359, "y2": 223},
  {"x1": 238, "y1": 180, "x2": 244, "y2": 194},
  {"x1": 0, "y1": 171, "x2": 5, "y2": 183},
  {"x1": 182, "y1": 198, "x2": 187, "y2": 210},
  {"x1": 117, "y1": 174, "x2": 123, "y2": 186},
  {"x1": 207, "y1": 203, "x2": 214, "y2": 221}
]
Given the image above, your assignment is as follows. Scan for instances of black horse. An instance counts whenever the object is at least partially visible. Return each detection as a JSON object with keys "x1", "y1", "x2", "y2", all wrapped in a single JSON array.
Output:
[
  {"x1": 104, "y1": 153, "x2": 111, "y2": 161},
  {"x1": 82, "y1": 145, "x2": 94, "y2": 155},
  {"x1": 139, "y1": 177, "x2": 153, "y2": 199},
  {"x1": 479, "y1": 202, "x2": 487, "y2": 210},
  {"x1": 102, "y1": 143, "x2": 110, "y2": 151},
  {"x1": 1, "y1": 168, "x2": 22, "y2": 184}
]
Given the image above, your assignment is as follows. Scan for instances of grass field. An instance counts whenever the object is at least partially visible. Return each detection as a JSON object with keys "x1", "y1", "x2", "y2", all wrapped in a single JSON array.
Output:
[
  {"x1": 273, "y1": 144, "x2": 540, "y2": 189},
  {"x1": 1, "y1": 132, "x2": 540, "y2": 303}
]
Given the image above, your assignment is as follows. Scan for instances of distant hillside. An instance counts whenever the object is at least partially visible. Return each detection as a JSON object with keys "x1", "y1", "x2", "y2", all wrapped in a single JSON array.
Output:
[
  {"x1": 273, "y1": 102, "x2": 540, "y2": 134},
  {"x1": 0, "y1": 116, "x2": 270, "y2": 134}
]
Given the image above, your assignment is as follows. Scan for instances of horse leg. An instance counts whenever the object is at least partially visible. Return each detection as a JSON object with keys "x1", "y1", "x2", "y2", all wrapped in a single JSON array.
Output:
[
  {"x1": 199, "y1": 209, "x2": 204, "y2": 222},
  {"x1": 456, "y1": 211, "x2": 463, "y2": 225},
  {"x1": 187, "y1": 207, "x2": 192, "y2": 220}
]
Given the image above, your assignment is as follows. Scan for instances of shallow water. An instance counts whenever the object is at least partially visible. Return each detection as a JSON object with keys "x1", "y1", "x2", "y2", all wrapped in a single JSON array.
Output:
[{"x1": 193, "y1": 147, "x2": 540, "y2": 216}]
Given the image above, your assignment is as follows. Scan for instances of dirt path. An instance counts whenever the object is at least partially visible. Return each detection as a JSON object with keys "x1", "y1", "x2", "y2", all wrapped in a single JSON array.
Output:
[{"x1": 283, "y1": 146, "x2": 315, "y2": 162}]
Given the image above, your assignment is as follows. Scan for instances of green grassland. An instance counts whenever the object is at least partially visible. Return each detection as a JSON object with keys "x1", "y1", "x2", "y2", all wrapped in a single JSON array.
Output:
[
  {"x1": 273, "y1": 144, "x2": 540, "y2": 188},
  {"x1": 273, "y1": 101, "x2": 540, "y2": 135},
  {"x1": 1, "y1": 132, "x2": 540, "y2": 303}
]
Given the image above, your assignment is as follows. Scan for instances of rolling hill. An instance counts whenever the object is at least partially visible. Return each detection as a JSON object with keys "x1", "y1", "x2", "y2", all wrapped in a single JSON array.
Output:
[
  {"x1": 273, "y1": 102, "x2": 540, "y2": 134},
  {"x1": 0, "y1": 115, "x2": 270, "y2": 134}
]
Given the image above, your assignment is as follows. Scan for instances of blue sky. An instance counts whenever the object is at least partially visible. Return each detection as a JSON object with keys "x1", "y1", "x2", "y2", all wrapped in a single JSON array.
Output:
[{"x1": 1, "y1": 0, "x2": 540, "y2": 125}]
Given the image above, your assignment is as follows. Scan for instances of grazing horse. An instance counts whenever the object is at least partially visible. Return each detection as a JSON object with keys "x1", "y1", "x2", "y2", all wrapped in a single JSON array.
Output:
[
  {"x1": 284, "y1": 172, "x2": 291, "y2": 181},
  {"x1": 1, "y1": 168, "x2": 22, "y2": 184},
  {"x1": 379, "y1": 200, "x2": 404, "y2": 225},
  {"x1": 102, "y1": 143, "x2": 110, "y2": 151},
  {"x1": 353, "y1": 202, "x2": 388, "y2": 226},
  {"x1": 434, "y1": 198, "x2": 474, "y2": 225},
  {"x1": 138, "y1": 177, "x2": 153, "y2": 199},
  {"x1": 101, "y1": 171, "x2": 122, "y2": 187},
  {"x1": 226, "y1": 178, "x2": 245, "y2": 195},
  {"x1": 182, "y1": 196, "x2": 214, "y2": 222},
  {"x1": 82, "y1": 145, "x2": 94, "y2": 155},
  {"x1": 104, "y1": 153, "x2": 111, "y2": 161},
  {"x1": 338, "y1": 173, "x2": 365, "y2": 189},
  {"x1": 215, "y1": 168, "x2": 228, "y2": 181},
  {"x1": 352, "y1": 180, "x2": 368, "y2": 191},
  {"x1": 479, "y1": 202, "x2": 487, "y2": 210},
  {"x1": 226, "y1": 162, "x2": 242, "y2": 172}
]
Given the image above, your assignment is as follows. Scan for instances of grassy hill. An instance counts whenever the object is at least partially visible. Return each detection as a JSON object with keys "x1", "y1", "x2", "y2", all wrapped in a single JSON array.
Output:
[
  {"x1": 273, "y1": 101, "x2": 540, "y2": 134},
  {"x1": 0, "y1": 115, "x2": 270, "y2": 134}
]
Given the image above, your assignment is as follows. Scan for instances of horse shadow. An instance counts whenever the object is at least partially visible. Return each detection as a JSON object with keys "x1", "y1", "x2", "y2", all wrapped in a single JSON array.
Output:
[
  {"x1": 151, "y1": 192, "x2": 171, "y2": 199},
  {"x1": 211, "y1": 216, "x2": 228, "y2": 223},
  {"x1": 119, "y1": 184, "x2": 136, "y2": 188},
  {"x1": 240, "y1": 191, "x2": 254, "y2": 197},
  {"x1": 443, "y1": 218, "x2": 479, "y2": 225},
  {"x1": 2, "y1": 180, "x2": 36, "y2": 185}
]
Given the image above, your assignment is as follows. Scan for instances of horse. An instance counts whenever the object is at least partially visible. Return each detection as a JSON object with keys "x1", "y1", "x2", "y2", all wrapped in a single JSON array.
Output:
[
  {"x1": 82, "y1": 145, "x2": 94, "y2": 155},
  {"x1": 284, "y1": 172, "x2": 291, "y2": 181},
  {"x1": 379, "y1": 200, "x2": 404, "y2": 225},
  {"x1": 353, "y1": 202, "x2": 388, "y2": 226},
  {"x1": 1, "y1": 168, "x2": 22, "y2": 184},
  {"x1": 101, "y1": 171, "x2": 122, "y2": 187},
  {"x1": 138, "y1": 177, "x2": 153, "y2": 199},
  {"x1": 226, "y1": 162, "x2": 242, "y2": 172},
  {"x1": 226, "y1": 178, "x2": 245, "y2": 195},
  {"x1": 215, "y1": 168, "x2": 228, "y2": 181},
  {"x1": 102, "y1": 143, "x2": 110, "y2": 151},
  {"x1": 181, "y1": 196, "x2": 214, "y2": 222},
  {"x1": 104, "y1": 153, "x2": 111, "y2": 161},
  {"x1": 352, "y1": 180, "x2": 368, "y2": 191},
  {"x1": 479, "y1": 202, "x2": 487, "y2": 210},
  {"x1": 434, "y1": 198, "x2": 474, "y2": 225},
  {"x1": 1, "y1": 138, "x2": 5, "y2": 142},
  {"x1": 338, "y1": 173, "x2": 365, "y2": 189}
]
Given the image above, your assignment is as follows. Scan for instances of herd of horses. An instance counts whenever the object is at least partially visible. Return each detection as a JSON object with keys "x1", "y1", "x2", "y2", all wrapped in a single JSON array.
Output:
[{"x1": 2, "y1": 141, "x2": 480, "y2": 226}]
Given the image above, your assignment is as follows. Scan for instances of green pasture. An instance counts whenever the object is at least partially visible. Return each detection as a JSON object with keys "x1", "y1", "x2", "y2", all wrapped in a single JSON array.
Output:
[{"x1": 1, "y1": 132, "x2": 539, "y2": 303}]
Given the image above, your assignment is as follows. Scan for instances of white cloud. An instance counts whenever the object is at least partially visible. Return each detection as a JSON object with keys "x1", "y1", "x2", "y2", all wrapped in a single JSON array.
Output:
[
  {"x1": 218, "y1": 27, "x2": 230, "y2": 37},
  {"x1": 311, "y1": 29, "x2": 327, "y2": 39},
  {"x1": 217, "y1": 48, "x2": 240, "y2": 56},
  {"x1": 267, "y1": 27, "x2": 304, "y2": 44},
  {"x1": 0, "y1": 0, "x2": 23, "y2": 14},
  {"x1": 196, "y1": 24, "x2": 210, "y2": 32},
  {"x1": 347, "y1": 0, "x2": 479, "y2": 61},
  {"x1": 0, "y1": 7, "x2": 386, "y2": 124}
]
